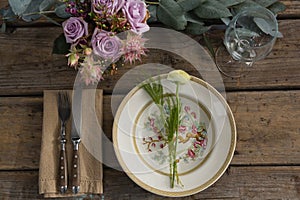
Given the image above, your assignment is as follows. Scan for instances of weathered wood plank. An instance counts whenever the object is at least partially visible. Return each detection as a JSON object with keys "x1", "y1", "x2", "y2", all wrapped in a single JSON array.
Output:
[
  {"x1": 0, "y1": 166, "x2": 299, "y2": 199},
  {"x1": 280, "y1": 0, "x2": 300, "y2": 18},
  {"x1": 0, "y1": 97, "x2": 42, "y2": 169},
  {"x1": 227, "y1": 91, "x2": 300, "y2": 165},
  {"x1": 0, "y1": 91, "x2": 299, "y2": 170},
  {"x1": 0, "y1": 20, "x2": 300, "y2": 95}
]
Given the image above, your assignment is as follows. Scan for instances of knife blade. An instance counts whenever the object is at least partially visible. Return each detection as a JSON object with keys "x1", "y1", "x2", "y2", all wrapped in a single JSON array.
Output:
[{"x1": 71, "y1": 88, "x2": 82, "y2": 194}]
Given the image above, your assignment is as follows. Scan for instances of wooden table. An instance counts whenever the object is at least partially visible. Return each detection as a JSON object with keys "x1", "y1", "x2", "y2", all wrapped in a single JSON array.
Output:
[{"x1": 0, "y1": 1, "x2": 299, "y2": 199}]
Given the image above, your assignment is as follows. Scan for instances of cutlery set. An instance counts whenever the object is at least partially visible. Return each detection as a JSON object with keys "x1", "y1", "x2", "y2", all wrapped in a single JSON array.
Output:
[{"x1": 58, "y1": 92, "x2": 82, "y2": 194}]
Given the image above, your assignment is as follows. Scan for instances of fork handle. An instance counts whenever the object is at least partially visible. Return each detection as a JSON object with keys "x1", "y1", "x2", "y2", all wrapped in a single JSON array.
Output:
[
  {"x1": 59, "y1": 141, "x2": 68, "y2": 194},
  {"x1": 71, "y1": 140, "x2": 81, "y2": 194}
]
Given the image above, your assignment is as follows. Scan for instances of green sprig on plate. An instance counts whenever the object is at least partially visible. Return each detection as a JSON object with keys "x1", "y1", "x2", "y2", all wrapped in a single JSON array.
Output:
[{"x1": 141, "y1": 70, "x2": 191, "y2": 188}]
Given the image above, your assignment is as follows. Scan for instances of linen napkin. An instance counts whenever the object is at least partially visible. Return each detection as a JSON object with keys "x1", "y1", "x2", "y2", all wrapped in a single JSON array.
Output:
[{"x1": 39, "y1": 90, "x2": 103, "y2": 198}]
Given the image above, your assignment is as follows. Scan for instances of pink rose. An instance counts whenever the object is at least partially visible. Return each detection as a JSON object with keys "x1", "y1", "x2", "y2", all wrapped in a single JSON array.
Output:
[
  {"x1": 62, "y1": 17, "x2": 88, "y2": 43},
  {"x1": 122, "y1": 0, "x2": 149, "y2": 34},
  {"x1": 91, "y1": 28, "x2": 122, "y2": 61},
  {"x1": 92, "y1": 0, "x2": 125, "y2": 15}
]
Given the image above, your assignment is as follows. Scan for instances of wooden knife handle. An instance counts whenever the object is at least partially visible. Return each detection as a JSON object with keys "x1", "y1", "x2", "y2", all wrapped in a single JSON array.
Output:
[
  {"x1": 59, "y1": 141, "x2": 68, "y2": 194},
  {"x1": 71, "y1": 140, "x2": 80, "y2": 194}
]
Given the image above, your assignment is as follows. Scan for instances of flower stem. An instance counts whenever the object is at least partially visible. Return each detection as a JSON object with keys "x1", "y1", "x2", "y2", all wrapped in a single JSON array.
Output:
[{"x1": 170, "y1": 84, "x2": 180, "y2": 188}]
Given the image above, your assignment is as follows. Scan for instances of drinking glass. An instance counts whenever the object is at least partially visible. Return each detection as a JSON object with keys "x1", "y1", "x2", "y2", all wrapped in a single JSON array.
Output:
[{"x1": 215, "y1": 8, "x2": 279, "y2": 78}]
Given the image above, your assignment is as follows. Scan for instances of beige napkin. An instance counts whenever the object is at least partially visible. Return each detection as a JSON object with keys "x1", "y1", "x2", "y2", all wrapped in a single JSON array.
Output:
[{"x1": 39, "y1": 90, "x2": 103, "y2": 198}]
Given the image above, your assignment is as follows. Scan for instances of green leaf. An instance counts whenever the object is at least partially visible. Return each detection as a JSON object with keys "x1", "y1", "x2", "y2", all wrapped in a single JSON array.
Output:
[
  {"x1": 203, "y1": 34, "x2": 215, "y2": 59},
  {"x1": 232, "y1": 0, "x2": 264, "y2": 15},
  {"x1": 185, "y1": 22, "x2": 210, "y2": 35},
  {"x1": 21, "y1": 0, "x2": 42, "y2": 22},
  {"x1": 235, "y1": 27, "x2": 260, "y2": 38},
  {"x1": 8, "y1": 0, "x2": 31, "y2": 15},
  {"x1": 254, "y1": 17, "x2": 277, "y2": 36},
  {"x1": 52, "y1": 33, "x2": 70, "y2": 54},
  {"x1": 157, "y1": 0, "x2": 187, "y2": 30},
  {"x1": 185, "y1": 12, "x2": 204, "y2": 25},
  {"x1": 268, "y1": 2, "x2": 286, "y2": 14},
  {"x1": 252, "y1": 0, "x2": 277, "y2": 7},
  {"x1": 55, "y1": 4, "x2": 71, "y2": 18},
  {"x1": 0, "y1": 7, "x2": 17, "y2": 22},
  {"x1": 147, "y1": 5, "x2": 158, "y2": 23},
  {"x1": 193, "y1": 0, "x2": 232, "y2": 19},
  {"x1": 217, "y1": 0, "x2": 246, "y2": 7},
  {"x1": 40, "y1": 0, "x2": 56, "y2": 11},
  {"x1": 221, "y1": 17, "x2": 230, "y2": 25},
  {"x1": 1, "y1": 22, "x2": 6, "y2": 33},
  {"x1": 177, "y1": 0, "x2": 205, "y2": 12},
  {"x1": 41, "y1": 14, "x2": 61, "y2": 26}
]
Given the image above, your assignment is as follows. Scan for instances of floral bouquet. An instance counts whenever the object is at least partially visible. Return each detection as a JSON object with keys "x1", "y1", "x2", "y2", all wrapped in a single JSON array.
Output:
[
  {"x1": 60, "y1": 0, "x2": 149, "y2": 84},
  {"x1": 0, "y1": 0, "x2": 149, "y2": 85}
]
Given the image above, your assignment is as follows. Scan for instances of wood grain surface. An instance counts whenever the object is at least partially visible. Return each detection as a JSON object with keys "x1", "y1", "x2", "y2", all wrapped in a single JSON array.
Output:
[
  {"x1": 0, "y1": 19, "x2": 299, "y2": 95},
  {"x1": 0, "y1": 0, "x2": 299, "y2": 199},
  {"x1": 0, "y1": 167, "x2": 299, "y2": 199}
]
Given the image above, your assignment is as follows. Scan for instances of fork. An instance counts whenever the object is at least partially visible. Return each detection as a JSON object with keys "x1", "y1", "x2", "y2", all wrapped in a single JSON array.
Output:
[{"x1": 57, "y1": 92, "x2": 71, "y2": 194}]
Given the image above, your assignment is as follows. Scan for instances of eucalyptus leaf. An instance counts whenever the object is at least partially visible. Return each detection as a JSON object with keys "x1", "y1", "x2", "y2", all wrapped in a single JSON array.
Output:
[
  {"x1": 276, "y1": 31, "x2": 283, "y2": 38},
  {"x1": 235, "y1": 27, "x2": 260, "y2": 38},
  {"x1": 185, "y1": 12, "x2": 204, "y2": 25},
  {"x1": 232, "y1": 0, "x2": 264, "y2": 15},
  {"x1": 254, "y1": 17, "x2": 277, "y2": 36},
  {"x1": 185, "y1": 22, "x2": 210, "y2": 35},
  {"x1": 52, "y1": 33, "x2": 70, "y2": 54},
  {"x1": 40, "y1": 0, "x2": 56, "y2": 11},
  {"x1": 147, "y1": 5, "x2": 158, "y2": 23},
  {"x1": 217, "y1": 0, "x2": 246, "y2": 7},
  {"x1": 0, "y1": 7, "x2": 17, "y2": 22},
  {"x1": 1, "y1": 22, "x2": 6, "y2": 33},
  {"x1": 177, "y1": 0, "x2": 204, "y2": 12},
  {"x1": 268, "y1": 2, "x2": 286, "y2": 14},
  {"x1": 252, "y1": 0, "x2": 277, "y2": 7},
  {"x1": 221, "y1": 17, "x2": 231, "y2": 25},
  {"x1": 157, "y1": 0, "x2": 187, "y2": 30},
  {"x1": 193, "y1": 0, "x2": 232, "y2": 19},
  {"x1": 203, "y1": 34, "x2": 215, "y2": 58},
  {"x1": 21, "y1": 0, "x2": 42, "y2": 22},
  {"x1": 41, "y1": 14, "x2": 61, "y2": 26},
  {"x1": 8, "y1": 0, "x2": 31, "y2": 15},
  {"x1": 55, "y1": 4, "x2": 71, "y2": 18}
]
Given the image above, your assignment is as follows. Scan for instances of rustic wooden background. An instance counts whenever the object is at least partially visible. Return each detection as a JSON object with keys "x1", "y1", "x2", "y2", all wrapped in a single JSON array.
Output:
[{"x1": 0, "y1": 0, "x2": 299, "y2": 199}]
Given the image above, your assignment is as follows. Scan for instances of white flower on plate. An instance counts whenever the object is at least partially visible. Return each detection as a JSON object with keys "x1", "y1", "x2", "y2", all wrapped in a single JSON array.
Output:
[{"x1": 167, "y1": 70, "x2": 191, "y2": 85}]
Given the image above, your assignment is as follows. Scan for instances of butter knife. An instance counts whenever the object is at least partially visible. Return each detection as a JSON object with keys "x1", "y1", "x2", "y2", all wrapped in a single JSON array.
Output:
[{"x1": 71, "y1": 88, "x2": 82, "y2": 194}]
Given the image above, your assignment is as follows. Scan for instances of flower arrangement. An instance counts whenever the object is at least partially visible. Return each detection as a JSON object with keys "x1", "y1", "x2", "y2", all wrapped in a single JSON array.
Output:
[
  {"x1": 0, "y1": 0, "x2": 149, "y2": 85},
  {"x1": 61, "y1": 0, "x2": 149, "y2": 84}
]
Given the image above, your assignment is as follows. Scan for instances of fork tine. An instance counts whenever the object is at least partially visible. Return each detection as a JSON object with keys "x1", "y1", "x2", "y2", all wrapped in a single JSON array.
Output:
[{"x1": 58, "y1": 91, "x2": 71, "y2": 122}]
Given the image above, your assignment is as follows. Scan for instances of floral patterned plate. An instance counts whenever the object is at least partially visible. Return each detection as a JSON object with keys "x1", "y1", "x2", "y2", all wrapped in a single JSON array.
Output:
[{"x1": 113, "y1": 75, "x2": 236, "y2": 197}]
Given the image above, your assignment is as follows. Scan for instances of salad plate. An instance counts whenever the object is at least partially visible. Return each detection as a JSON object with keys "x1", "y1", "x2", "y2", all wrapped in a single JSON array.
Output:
[{"x1": 113, "y1": 74, "x2": 236, "y2": 197}]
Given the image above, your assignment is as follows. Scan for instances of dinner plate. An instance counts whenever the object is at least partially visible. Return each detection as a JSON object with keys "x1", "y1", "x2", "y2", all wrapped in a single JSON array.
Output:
[{"x1": 113, "y1": 74, "x2": 236, "y2": 197}]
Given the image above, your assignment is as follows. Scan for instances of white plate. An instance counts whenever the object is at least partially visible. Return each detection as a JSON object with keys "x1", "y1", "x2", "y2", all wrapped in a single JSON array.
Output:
[{"x1": 113, "y1": 75, "x2": 236, "y2": 197}]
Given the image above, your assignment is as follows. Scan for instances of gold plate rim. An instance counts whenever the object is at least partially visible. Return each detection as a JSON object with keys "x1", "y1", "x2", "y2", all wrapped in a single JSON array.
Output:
[{"x1": 112, "y1": 75, "x2": 237, "y2": 197}]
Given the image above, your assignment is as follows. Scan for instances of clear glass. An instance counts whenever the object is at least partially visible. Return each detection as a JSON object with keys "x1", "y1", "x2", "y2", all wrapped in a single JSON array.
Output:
[{"x1": 215, "y1": 8, "x2": 278, "y2": 78}]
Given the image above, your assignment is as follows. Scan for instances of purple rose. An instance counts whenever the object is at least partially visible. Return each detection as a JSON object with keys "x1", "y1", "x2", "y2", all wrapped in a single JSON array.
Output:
[
  {"x1": 92, "y1": 0, "x2": 125, "y2": 15},
  {"x1": 91, "y1": 28, "x2": 122, "y2": 61},
  {"x1": 62, "y1": 17, "x2": 88, "y2": 43},
  {"x1": 122, "y1": 0, "x2": 149, "y2": 34}
]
